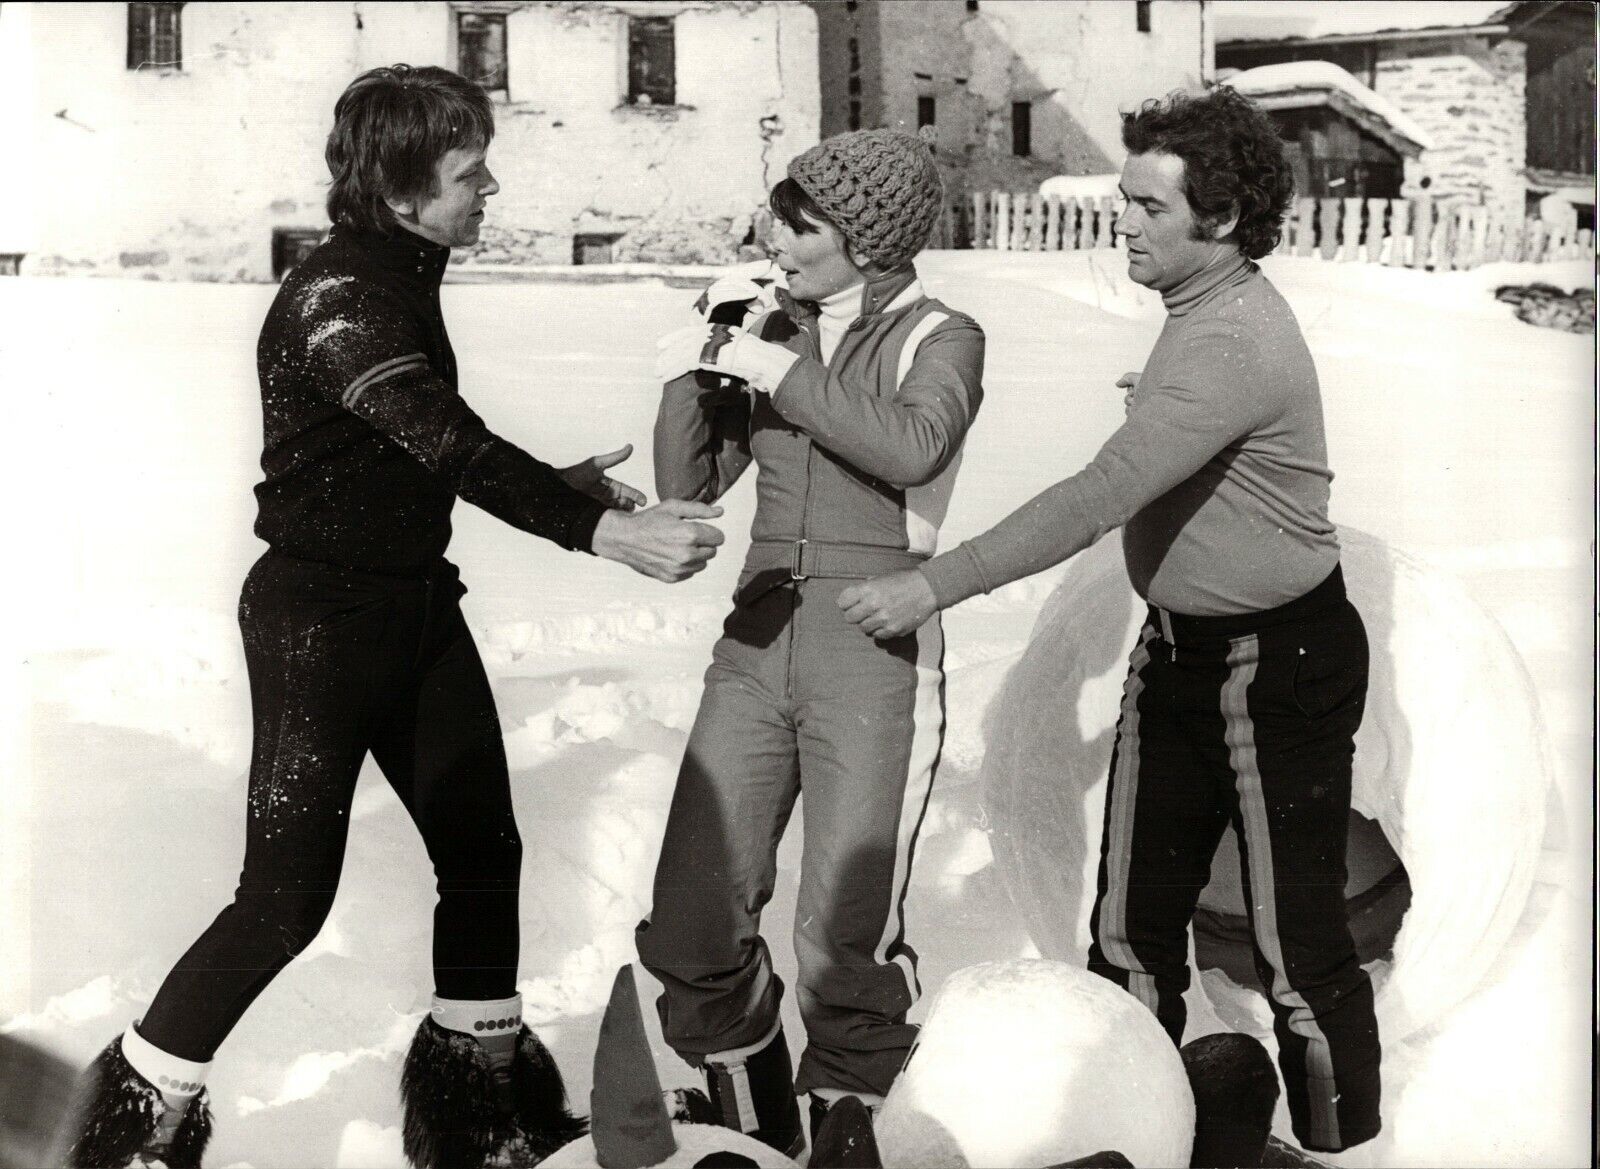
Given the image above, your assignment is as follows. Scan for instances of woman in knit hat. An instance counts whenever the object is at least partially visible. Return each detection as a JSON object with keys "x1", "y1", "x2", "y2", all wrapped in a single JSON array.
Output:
[{"x1": 639, "y1": 128, "x2": 987, "y2": 1158}]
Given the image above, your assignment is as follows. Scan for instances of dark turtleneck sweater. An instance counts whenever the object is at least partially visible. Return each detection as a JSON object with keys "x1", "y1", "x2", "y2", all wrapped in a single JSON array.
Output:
[
  {"x1": 253, "y1": 224, "x2": 607, "y2": 573},
  {"x1": 921, "y1": 250, "x2": 1339, "y2": 616}
]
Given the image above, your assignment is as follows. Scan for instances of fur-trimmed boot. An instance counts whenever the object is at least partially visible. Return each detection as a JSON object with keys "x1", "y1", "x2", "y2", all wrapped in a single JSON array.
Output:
[
  {"x1": 401, "y1": 995, "x2": 586, "y2": 1169},
  {"x1": 62, "y1": 1027, "x2": 213, "y2": 1169}
]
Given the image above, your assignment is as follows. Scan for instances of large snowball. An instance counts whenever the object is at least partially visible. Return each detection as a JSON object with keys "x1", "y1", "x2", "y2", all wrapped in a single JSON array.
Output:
[
  {"x1": 876, "y1": 959, "x2": 1194, "y2": 1168},
  {"x1": 981, "y1": 529, "x2": 1552, "y2": 1042},
  {"x1": 541, "y1": 1123, "x2": 800, "y2": 1168}
]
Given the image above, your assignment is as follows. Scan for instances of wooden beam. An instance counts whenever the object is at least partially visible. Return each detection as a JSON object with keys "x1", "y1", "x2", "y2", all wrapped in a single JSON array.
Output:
[
  {"x1": 1363, "y1": 197, "x2": 1387, "y2": 262},
  {"x1": 1411, "y1": 198, "x2": 1433, "y2": 269},
  {"x1": 1384, "y1": 199, "x2": 1410, "y2": 265},
  {"x1": 1294, "y1": 197, "x2": 1316, "y2": 257}
]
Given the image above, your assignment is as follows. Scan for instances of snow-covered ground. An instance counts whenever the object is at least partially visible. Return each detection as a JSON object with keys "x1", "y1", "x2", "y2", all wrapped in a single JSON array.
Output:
[{"x1": 0, "y1": 250, "x2": 1592, "y2": 1167}]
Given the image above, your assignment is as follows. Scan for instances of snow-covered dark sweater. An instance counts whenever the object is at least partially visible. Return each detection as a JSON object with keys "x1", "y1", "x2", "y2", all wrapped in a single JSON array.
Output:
[{"x1": 253, "y1": 224, "x2": 607, "y2": 573}]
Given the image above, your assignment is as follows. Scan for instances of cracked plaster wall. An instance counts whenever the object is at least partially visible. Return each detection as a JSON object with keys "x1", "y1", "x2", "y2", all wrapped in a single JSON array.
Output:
[
  {"x1": 6, "y1": 1, "x2": 819, "y2": 278},
  {"x1": 866, "y1": 0, "x2": 1206, "y2": 194},
  {"x1": 7, "y1": 2, "x2": 357, "y2": 280}
]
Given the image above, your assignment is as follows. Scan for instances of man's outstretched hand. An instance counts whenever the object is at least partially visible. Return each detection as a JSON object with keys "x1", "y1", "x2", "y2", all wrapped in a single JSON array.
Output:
[
  {"x1": 838, "y1": 569, "x2": 939, "y2": 640},
  {"x1": 559, "y1": 444, "x2": 648, "y2": 511},
  {"x1": 592, "y1": 499, "x2": 726, "y2": 582}
]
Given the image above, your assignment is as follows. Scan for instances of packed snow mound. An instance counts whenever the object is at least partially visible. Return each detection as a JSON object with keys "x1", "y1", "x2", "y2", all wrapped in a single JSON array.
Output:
[
  {"x1": 542, "y1": 1123, "x2": 798, "y2": 1168},
  {"x1": 32, "y1": 606, "x2": 250, "y2": 772},
  {"x1": 1037, "y1": 173, "x2": 1121, "y2": 202},
  {"x1": 981, "y1": 529, "x2": 1552, "y2": 1044},
  {"x1": 877, "y1": 959, "x2": 1193, "y2": 1169},
  {"x1": 334, "y1": 1119, "x2": 404, "y2": 1168},
  {"x1": 478, "y1": 600, "x2": 730, "y2": 662}
]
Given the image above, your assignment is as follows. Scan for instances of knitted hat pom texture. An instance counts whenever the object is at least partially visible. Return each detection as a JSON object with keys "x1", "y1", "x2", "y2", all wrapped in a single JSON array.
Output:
[{"x1": 788, "y1": 128, "x2": 944, "y2": 270}]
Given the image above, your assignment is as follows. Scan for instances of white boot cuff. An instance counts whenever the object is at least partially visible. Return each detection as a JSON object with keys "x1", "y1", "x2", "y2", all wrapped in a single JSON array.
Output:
[
  {"x1": 430, "y1": 993, "x2": 524, "y2": 1037},
  {"x1": 704, "y1": 1017, "x2": 783, "y2": 1067},
  {"x1": 811, "y1": 1087, "x2": 885, "y2": 1109},
  {"x1": 122, "y1": 1024, "x2": 209, "y2": 1097}
]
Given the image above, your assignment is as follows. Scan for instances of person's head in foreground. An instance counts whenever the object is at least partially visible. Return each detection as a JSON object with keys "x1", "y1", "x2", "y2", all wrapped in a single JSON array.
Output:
[
  {"x1": 1115, "y1": 85, "x2": 1293, "y2": 293},
  {"x1": 767, "y1": 127, "x2": 944, "y2": 301},
  {"x1": 326, "y1": 63, "x2": 499, "y2": 248}
]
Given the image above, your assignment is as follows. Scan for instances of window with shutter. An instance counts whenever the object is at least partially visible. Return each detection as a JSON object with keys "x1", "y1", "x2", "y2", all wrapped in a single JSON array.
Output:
[
  {"x1": 457, "y1": 11, "x2": 508, "y2": 98},
  {"x1": 127, "y1": 2, "x2": 183, "y2": 72},
  {"x1": 1012, "y1": 101, "x2": 1031, "y2": 157},
  {"x1": 573, "y1": 233, "x2": 623, "y2": 265},
  {"x1": 272, "y1": 228, "x2": 327, "y2": 281},
  {"x1": 628, "y1": 17, "x2": 676, "y2": 106}
]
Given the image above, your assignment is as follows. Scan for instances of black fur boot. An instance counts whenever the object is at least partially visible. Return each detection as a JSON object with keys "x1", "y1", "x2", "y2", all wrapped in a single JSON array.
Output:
[
  {"x1": 401, "y1": 1016, "x2": 587, "y2": 1169},
  {"x1": 61, "y1": 1036, "x2": 213, "y2": 1169}
]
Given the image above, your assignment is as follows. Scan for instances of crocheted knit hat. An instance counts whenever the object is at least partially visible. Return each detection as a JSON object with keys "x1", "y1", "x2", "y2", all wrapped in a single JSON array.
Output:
[{"x1": 788, "y1": 128, "x2": 943, "y2": 270}]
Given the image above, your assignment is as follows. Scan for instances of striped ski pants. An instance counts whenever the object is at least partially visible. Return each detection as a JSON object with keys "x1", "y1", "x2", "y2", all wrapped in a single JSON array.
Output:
[
  {"x1": 1088, "y1": 565, "x2": 1382, "y2": 1152},
  {"x1": 637, "y1": 576, "x2": 944, "y2": 1097}
]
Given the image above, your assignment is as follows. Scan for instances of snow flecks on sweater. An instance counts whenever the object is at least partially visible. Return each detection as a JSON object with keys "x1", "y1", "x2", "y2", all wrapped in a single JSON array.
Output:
[
  {"x1": 307, "y1": 317, "x2": 354, "y2": 350},
  {"x1": 299, "y1": 274, "x2": 355, "y2": 318}
]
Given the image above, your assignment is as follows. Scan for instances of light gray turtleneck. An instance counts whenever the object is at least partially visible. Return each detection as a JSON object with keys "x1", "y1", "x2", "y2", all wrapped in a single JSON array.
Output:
[{"x1": 921, "y1": 251, "x2": 1340, "y2": 617}]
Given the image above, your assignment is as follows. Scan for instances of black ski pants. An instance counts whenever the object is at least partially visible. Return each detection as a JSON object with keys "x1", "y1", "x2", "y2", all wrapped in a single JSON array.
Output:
[
  {"x1": 139, "y1": 550, "x2": 522, "y2": 1062},
  {"x1": 1087, "y1": 566, "x2": 1382, "y2": 1153}
]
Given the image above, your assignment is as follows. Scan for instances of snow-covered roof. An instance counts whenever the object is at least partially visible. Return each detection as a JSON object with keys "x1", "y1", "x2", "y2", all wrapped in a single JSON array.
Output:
[
  {"x1": 1216, "y1": 0, "x2": 1508, "y2": 45},
  {"x1": 1226, "y1": 61, "x2": 1435, "y2": 154}
]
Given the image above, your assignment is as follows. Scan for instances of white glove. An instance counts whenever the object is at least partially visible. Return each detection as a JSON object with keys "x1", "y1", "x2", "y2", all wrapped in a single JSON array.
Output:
[
  {"x1": 693, "y1": 260, "x2": 783, "y2": 321},
  {"x1": 654, "y1": 323, "x2": 799, "y2": 393}
]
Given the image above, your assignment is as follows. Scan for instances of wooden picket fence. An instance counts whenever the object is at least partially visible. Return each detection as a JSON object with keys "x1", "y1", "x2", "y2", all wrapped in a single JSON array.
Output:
[
  {"x1": 928, "y1": 191, "x2": 1122, "y2": 252},
  {"x1": 949, "y1": 190, "x2": 1595, "y2": 269},
  {"x1": 1275, "y1": 196, "x2": 1593, "y2": 269}
]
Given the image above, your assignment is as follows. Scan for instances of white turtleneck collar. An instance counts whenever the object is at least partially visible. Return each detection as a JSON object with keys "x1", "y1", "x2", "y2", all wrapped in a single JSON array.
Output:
[{"x1": 817, "y1": 282, "x2": 864, "y2": 364}]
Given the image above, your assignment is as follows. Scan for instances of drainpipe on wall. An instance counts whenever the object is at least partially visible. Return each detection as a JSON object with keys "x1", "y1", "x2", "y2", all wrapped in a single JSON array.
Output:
[{"x1": 1198, "y1": 0, "x2": 1215, "y2": 84}]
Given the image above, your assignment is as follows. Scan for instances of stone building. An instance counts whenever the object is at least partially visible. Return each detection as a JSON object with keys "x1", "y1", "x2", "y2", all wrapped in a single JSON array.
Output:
[
  {"x1": 1218, "y1": 1, "x2": 1596, "y2": 226},
  {"x1": 1226, "y1": 61, "x2": 1432, "y2": 201},
  {"x1": 805, "y1": 0, "x2": 1213, "y2": 199},
  {"x1": 0, "y1": 1, "x2": 819, "y2": 280}
]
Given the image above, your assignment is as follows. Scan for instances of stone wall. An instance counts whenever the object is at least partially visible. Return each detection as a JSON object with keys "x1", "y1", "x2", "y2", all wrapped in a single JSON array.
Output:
[
  {"x1": 1375, "y1": 35, "x2": 1527, "y2": 223},
  {"x1": 4, "y1": 1, "x2": 819, "y2": 279},
  {"x1": 862, "y1": 0, "x2": 1206, "y2": 196}
]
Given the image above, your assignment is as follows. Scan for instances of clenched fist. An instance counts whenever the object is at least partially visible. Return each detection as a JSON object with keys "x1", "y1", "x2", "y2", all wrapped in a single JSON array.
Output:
[
  {"x1": 591, "y1": 499, "x2": 726, "y2": 583},
  {"x1": 837, "y1": 569, "x2": 940, "y2": 640}
]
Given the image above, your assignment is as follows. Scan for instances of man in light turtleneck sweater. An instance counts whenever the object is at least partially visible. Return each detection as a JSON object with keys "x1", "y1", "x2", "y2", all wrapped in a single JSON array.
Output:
[{"x1": 841, "y1": 90, "x2": 1382, "y2": 1155}]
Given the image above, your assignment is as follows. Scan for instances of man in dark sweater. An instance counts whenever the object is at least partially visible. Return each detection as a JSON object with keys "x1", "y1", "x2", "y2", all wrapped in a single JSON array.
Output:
[
  {"x1": 65, "y1": 65, "x2": 722, "y2": 1169},
  {"x1": 839, "y1": 88, "x2": 1381, "y2": 1154}
]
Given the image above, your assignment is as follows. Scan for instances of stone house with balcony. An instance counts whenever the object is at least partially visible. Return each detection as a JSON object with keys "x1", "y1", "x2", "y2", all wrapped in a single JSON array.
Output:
[{"x1": 1217, "y1": 0, "x2": 1595, "y2": 228}]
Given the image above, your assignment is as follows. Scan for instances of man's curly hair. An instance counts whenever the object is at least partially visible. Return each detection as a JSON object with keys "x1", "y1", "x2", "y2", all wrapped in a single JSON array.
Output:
[{"x1": 1121, "y1": 86, "x2": 1295, "y2": 259}]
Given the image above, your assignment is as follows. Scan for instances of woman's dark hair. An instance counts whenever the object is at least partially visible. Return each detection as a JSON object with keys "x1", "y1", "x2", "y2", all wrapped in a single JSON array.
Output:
[
  {"x1": 768, "y1": 177, "x2": 836, "y2": 235},
  {"x1": 1120, "y1": 86, "x2": 1294, "y2": 259},
  {"x1": 326, "y1": 65, "x2": 495, "y2": 235}
]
